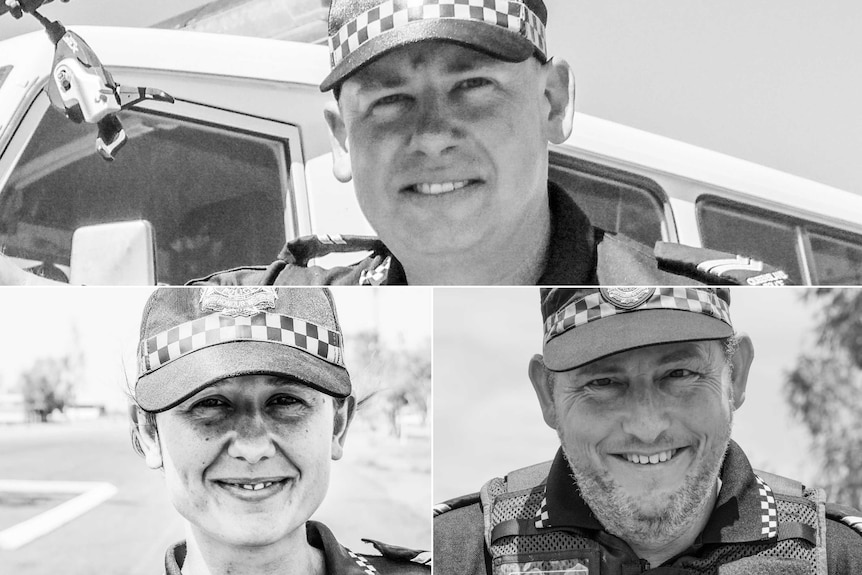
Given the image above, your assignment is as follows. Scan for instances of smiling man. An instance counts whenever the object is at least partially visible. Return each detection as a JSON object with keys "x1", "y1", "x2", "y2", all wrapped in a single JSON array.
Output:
[
  {"x1": 186, "y1": 0, "x2": 790, "y2": 287},
  {"x1": 434, "y1": 287, "x2": 862, "y2": 574},
  {"x1": 130, "y1": 286, "x2": 430, "y2": 575},
  {"x1": 0, "y1": 0, "x2": 790, "y2": 287}
]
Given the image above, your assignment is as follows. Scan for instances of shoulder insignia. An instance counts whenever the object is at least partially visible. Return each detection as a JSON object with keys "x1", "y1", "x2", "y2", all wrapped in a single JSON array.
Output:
[
  {"x1": 654, "y1": 242, "x2": 794, "y2": 286},
  {"x1": 827, "y1": 503, "x2": 862, "y2": 536},
  {"x1": 280, "y1": 234, "x2": 387, "y2": 266},
  {"x1": 434, "y1": 492, "x2": 481, "y2": 517},
  {"x1": 362, "y1": 539, "x2": 431, "y2": 566}
]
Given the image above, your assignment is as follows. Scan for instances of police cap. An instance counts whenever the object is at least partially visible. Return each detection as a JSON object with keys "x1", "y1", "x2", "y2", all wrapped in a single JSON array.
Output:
[
  {"x1": 320, "y1": 0, "x2": 549, "y2": 92},
  {"x1": 541, "y1": 287, "x2": 734, "y2": 372},
  {"x1": 135, "y1": 287, "x2": 350, "y2": 412}
]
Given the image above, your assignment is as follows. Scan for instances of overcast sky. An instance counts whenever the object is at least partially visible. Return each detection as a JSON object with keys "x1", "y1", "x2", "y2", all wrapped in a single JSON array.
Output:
[{"x1": 1, "y1": 0, "x2": 857, "y2": 193}]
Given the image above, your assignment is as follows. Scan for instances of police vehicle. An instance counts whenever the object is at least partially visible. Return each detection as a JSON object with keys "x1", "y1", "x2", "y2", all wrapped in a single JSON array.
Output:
[{"x1": 1, "y1": 23, "x2": 860, "y2": 284}]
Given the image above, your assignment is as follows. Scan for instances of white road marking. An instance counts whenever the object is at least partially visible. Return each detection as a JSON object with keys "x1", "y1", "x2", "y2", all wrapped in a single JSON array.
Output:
[{"x1": 0, "y1": 480, "x2": 118, "y2": 550}]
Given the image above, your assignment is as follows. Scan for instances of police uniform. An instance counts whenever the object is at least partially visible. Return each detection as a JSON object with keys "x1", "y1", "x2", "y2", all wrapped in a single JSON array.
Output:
[
  {"x1": 164, "y1": 521, "x2": 430, "y2": 574},
  {"x1": 188, "y1": 183, "x2": 790, "y2": 287},
  {"x1": 434, "y1": 442, "x2": 862, "y2": 575}
]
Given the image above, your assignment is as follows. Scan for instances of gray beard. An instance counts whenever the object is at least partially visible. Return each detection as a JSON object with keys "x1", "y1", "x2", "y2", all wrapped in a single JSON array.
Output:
[{"x1": 560, "y1": 421, "x2": 731, "y2": 549}]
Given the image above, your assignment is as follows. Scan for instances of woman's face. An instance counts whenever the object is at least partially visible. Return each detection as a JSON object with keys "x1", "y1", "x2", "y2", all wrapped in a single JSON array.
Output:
[{"x1": 141, "y1": 374, "x2": 351, "y2": 547}]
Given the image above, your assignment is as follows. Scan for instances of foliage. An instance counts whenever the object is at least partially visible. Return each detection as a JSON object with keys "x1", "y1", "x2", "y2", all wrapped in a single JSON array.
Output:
[
  {"x1": 785, "y1": 289, "x2": 862, "y2": 508},
  {"x1": 18, "y1": 355, "x2": 78, "y2": 422},
  {"x1": 345, "y1": 329, "x2": 431, "y2": 436}
]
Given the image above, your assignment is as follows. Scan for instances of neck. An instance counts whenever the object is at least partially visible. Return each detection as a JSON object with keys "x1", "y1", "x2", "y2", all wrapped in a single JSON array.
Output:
[
  {"x1": 400, "y1": 197, "x2": 552, "y2": 285},
  {"x1": 180, "y1": 523, "x2": 324, "y2": 575},
  {"x1": 627, "y1": 480, "x2": 720, "y2": 567}
]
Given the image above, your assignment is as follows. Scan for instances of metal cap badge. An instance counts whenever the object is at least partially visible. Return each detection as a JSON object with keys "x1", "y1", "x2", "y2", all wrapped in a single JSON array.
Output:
[
  {"x1": 135, "y1": 287, "x2": 351, "y2": 412},
  {"x1": 540, "y1": 287, "x2": 734, "y2": 372}
]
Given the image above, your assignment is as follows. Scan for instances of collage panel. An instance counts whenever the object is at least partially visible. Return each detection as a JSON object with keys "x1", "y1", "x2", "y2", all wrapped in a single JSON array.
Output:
[
  {"x1": 0, "y1": 286, "x2": 431, "y2": 575},
  {"x1": 434, "y1": 286, "x2": 862, "y2": 573}
]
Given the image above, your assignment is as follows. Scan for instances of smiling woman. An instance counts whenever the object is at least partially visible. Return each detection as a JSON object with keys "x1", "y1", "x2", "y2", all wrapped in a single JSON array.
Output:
[{"x1": 128, "y1": 286, "x2": 430, "y2": 575}]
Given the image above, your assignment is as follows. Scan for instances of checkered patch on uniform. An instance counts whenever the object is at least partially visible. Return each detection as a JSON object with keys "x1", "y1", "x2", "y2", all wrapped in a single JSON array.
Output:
[
  {"x1": 544, "y1": 287, "x2": 732, "y2": 343},
  {"x1": 534, "y1": 491, "x2": 549, "y2": 529},
  {"x1": 755, "y1": 475, "x2": 779, "y2": 539},
  {"x1": 359, "y1": 256, "x2": 392, "y2": 286},
  {"x1": 139, "y1": 312, "x2": 344, "y2": 374},
  {"x1": 348, "y1": 550, "x2": 379, "y2": 575},
  {"x1": 328, "y1": 0, "x2": 547, "y2": 68}
]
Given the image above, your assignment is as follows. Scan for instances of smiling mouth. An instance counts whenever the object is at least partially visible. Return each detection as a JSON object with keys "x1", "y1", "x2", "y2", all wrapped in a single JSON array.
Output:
[
  {"x1": 402, "y1": 180, "x2": 480, "y2": 195},
  {"x1": 614, "y1": 448, "x2": 685, "y2": 466},
  {"x1": 215, "y1": 478, "x2": 290, "y2": 493}
]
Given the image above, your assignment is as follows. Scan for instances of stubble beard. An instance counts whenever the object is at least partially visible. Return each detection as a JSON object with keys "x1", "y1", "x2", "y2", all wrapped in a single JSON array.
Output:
[{"x1": 559, "y1": 413, "x2": 732, "y2": 549}]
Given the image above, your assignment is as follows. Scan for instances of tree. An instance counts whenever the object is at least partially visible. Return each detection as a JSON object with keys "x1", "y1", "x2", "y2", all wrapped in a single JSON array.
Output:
[
  {"x1": 19, "y1": 355, "x2": 77, "y2": 422},
  {"x1": 785, "y1": 289, "x2": 862, "y2": 508}
]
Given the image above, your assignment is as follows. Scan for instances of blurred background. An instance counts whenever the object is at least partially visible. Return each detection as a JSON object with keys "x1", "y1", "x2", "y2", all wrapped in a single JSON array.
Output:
[
  {"x1": 434, "y1": 287, "x2": 862, "y2": 511},
  {"x1": 0, "y1": 287, "x2": 431, "y2": 575}
]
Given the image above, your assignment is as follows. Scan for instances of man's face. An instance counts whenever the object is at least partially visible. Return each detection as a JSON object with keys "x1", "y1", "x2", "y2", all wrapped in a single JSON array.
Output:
[
  {"x1": 548, "y1": 341, "x2": 736, "y2": 545},
  {"x1": 150, "y1": 375, "x2": 348, "y2": 547},
  {"x1": 331, "y1": 42, "x2": 557, "y2": 258}
]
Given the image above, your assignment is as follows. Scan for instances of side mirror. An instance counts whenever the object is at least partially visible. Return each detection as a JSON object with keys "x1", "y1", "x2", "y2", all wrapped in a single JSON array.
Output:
[{"x1": 70, "y1": 220, "x2": 156, "y2": 285}]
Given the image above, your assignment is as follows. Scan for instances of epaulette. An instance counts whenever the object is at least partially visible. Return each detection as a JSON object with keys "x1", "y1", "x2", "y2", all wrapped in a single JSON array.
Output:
[
  {"x1": 826, "y1": 502, "x2": 862, "y2": 536},
  {"x1": 433, "y1": 492, "x2": 480, "y2": 517},
  {"x1": 279, "y1": 234, "x2": 386, "y2": 266},
  {"x1": 362, "y1": 539, "x2": 432, "y2": 566},
  {"x1": 654, "y1": 241, "x2": 793, "y2": 286}
]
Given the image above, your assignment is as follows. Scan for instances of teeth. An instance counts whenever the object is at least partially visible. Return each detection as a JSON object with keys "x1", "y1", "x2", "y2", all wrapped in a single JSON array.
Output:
[
  {"x1": 413, "y1": 181, "x2": 470, "y2": 195},
  {"x1": 236, "y1": 482, "x2": 274, "y2": 491},
  {"x1": 624, "y1": 449, "x2": 677, "y2": 465}
]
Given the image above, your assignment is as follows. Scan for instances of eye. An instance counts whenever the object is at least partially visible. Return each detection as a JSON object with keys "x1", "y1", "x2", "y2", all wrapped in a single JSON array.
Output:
[
  {"x1": 191, "y1": 396, "x2": 228, "y2": 410},
  {"x1": 373, "y1": 93, "x2": 412, "y2": 108},
  {"x1": 456, "y1": 77, "x2": 492, "y2": 90},
  {"x1": 667, "y1": 369, "x2": 697, "y2": 378},
  {"x1": 586, "y1": 378, "x2": 616, "y2": 388},
  {"x1": 269, "y1": 394, "x2": 305, "y2": 408}
]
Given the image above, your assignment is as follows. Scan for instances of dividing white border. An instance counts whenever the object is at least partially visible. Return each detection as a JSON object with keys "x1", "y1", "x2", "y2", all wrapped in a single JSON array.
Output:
[{"x1": 0, "y1": 480, "x2": 118, "y2": 550}]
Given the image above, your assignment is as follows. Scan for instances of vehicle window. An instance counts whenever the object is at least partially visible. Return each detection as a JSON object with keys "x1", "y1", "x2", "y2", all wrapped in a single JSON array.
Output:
[
  {"x1": 0, "y1": 105, "x2": 288, "y2": 284},
  {"x1": 697, "y1": 200, "x2": 803, "y2": 284},
  {"x1": 549, "y1": 152, "x2": 667, "y2": 247},
  {"x1": 808, "y1": 231, "x2": 862, "y2": 284}
]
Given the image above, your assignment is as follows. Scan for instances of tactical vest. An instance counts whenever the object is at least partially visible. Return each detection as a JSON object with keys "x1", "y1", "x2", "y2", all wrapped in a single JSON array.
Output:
[{"x1": 480, "y1": 463, "x2": 827, "y2": 575}]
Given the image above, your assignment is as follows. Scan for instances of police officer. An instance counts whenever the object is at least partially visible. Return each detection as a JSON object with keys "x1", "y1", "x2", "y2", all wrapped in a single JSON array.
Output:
[
  {"x1": 129, "y1": 286, "x2": 430, "y2": 574},
  {"x1": 0, "y1": 0, "x2": 790, "y2": 287},
  {"x1": 434, "y1": 287, "x2": 862, "y2": 573}
]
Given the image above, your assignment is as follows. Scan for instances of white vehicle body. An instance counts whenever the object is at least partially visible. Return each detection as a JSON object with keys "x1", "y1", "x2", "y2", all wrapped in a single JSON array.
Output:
[{"x1": 0, "y1": 26, "x2": 859, "y2": 284}]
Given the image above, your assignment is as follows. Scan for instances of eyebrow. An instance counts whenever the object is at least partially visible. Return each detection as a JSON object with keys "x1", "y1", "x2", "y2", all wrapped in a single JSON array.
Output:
[{"x1": 354, "y1": 53, "x2": 501, "y2": 93}]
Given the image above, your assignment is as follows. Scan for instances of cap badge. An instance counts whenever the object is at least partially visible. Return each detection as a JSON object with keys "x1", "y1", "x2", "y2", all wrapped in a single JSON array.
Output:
[
  {"x1": 200, "y1": 287, "x2": 278, "y2": 317},
  {"x1": 599, "y1": 287, "x2": 655, "y2": 310}
]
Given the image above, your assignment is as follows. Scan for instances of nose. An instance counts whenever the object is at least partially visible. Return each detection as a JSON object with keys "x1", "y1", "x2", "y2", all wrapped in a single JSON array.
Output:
[
  {"x1": 620, "y1": 383, "x2": 672, "y2": 444},
  {"x1": 406, "y1": 93, "x2": 460, "y2": 157},
  {"x1": 227, "y1": 413, "x2": 276, "y2": 464}
]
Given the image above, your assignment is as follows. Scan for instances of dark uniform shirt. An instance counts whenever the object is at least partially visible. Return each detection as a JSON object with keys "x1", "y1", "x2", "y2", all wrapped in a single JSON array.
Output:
[
  {"x1": 189, "y1": 184, "x2": 789, "y2": 287},
  {"x1": 434, "y1": 441, "x2": 862, "y2": 574},
  {"x1": 164, "y1": 520, "x2": 430, "y2": 575}
]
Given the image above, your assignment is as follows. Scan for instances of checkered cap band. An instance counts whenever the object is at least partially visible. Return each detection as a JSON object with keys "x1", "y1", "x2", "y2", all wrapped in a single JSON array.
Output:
[
  {"x1": 139, "y1": 312, "x2": 344, "y2": 376},
  {"x1": 328, "y1": 0, "x2": 547, "y2": 68},
  {"x1": 544, "y1": 288, "x2": 732, "y2": 344}
]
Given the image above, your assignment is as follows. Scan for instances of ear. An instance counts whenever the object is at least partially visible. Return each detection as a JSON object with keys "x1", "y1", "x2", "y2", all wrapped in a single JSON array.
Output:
[
  {"x1": 528, "y1": 354, "x2": 557, "y2": 430},
  {"x1": 729, "y1": 335, "x2": 754, "y2": 410},
  {"x1": 136, "y1": 413, "x2": 164, "y2": 470},
  {"x1": 543, "y1": 58, "x2": 576, "y2": 144},
  {"x1": 331, "y1": 396, "x2": 356, "y2": 461},
  {"x1": 324, "y1": 100, "x2": 353, "y2": 183}
]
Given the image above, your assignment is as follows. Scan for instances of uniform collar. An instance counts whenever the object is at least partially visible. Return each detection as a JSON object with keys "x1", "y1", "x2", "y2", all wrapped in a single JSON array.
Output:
[
  {"x1": 541, "y1": 440, "x2": 778, "y2": 544},
  {"x1": 163, "y1": 521, "x2": 378, "y2": 575}
]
